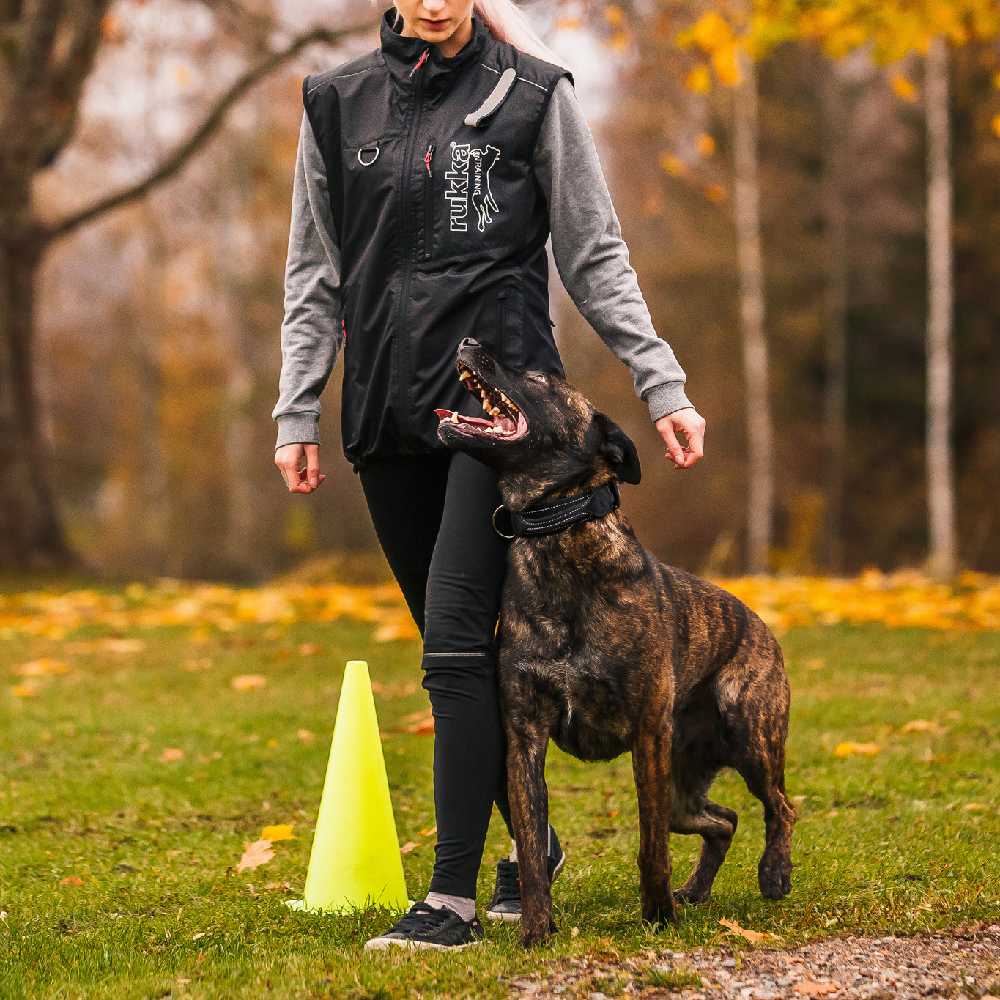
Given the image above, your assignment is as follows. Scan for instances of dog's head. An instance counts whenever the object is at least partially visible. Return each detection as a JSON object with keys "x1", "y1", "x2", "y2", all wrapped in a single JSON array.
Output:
[{"x1": 436, "y1": 339, "x2": 640, "y2": 510}]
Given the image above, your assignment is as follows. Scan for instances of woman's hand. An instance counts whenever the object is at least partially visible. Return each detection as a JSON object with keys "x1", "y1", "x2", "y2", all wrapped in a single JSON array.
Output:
[
  {"x1": 275, "y1": 443, "x2": 326, "y2": 493},
  {"x1": 655, "y1": 408, "x2": 706, "y2": 469}
]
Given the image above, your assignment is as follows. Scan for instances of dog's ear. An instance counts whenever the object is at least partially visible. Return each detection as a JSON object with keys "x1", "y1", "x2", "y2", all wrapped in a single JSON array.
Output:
[{"x1": 595, "y1": 412, "x2": 641, "y2": 485}]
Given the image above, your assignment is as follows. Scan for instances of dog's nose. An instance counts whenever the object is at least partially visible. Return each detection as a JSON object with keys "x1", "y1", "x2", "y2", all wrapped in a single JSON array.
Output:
[{"x1": 459, "y1": 338, "x2": 479, "y2": 350}]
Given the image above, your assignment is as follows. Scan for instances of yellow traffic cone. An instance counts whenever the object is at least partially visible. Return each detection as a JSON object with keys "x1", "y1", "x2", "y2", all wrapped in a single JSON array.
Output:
[{"x1": 287, "y1": 660, "x2": 409, "y2": 914}]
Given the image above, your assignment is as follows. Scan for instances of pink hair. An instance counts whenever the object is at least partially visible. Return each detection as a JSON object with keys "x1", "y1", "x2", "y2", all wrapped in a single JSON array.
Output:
[{"x1": 473, "y1": 0, "x2": 568, "y2": 67}]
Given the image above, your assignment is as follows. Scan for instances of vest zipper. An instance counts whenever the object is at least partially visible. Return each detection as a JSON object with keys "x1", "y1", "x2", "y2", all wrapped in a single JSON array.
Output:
[
  {"x1": 424, "y1": 142, "x2": 435, "y2": 261},
  {"x1": 397, "y1": 49, "x2": 429, "y2": 428}
]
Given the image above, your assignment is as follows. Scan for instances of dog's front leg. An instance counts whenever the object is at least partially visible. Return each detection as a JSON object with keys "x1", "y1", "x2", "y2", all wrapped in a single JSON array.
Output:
[
  {"x1": 506, "y1": 721, "x2": 554, "y2": 947},
  {"x1": 632, "y1": 712, "x2": 678, "y2": 926}
]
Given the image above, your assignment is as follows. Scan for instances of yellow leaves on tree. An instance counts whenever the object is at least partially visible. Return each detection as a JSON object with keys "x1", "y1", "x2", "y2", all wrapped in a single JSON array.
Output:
[
  {"x1": 677, "y1": 12, "x2": 742, "y2": 88},
  {"x1": 659, "y1": 152, "x2": 686, "y2": 177},
  {"x1": 685, "y1": 65, "x2": 712, "y2": 93},
  {"x1": 696, "y1": 133, "x2": 717, "y2": 157},
  {"x1": 891, "y1": 74, "x2": 919, "y2": 102}
]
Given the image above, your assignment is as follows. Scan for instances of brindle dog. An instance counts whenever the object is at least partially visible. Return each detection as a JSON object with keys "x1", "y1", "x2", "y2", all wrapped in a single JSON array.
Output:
[{"x1": 436, "y1": 339, "x2": 796, "y2": 947}]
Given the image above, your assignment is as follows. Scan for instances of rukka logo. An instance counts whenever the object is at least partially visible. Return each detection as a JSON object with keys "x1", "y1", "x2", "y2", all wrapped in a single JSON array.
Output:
[{"x1": 445, "y1": 142, "x2": 500, "y2": 233}]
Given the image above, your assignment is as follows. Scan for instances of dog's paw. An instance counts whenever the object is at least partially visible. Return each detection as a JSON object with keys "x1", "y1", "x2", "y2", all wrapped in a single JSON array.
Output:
[
  {"x1": 673, "y1": 887, "x2": 710, "y2": 906},
  {"x1": 758, "y1": 859, "x2": 792, "y2": 900},
  {"x1": 519, "y1": 926, "x2": 554, "y2": 948},
  {"x1": 641, "y1": 900, "x2": 679, "y2": 926}
]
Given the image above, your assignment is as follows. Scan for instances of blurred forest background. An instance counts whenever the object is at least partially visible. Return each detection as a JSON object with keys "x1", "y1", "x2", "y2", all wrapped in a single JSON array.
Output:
[{"x1": 3, "y1": 0, "x2": 1000, "y2": 582}]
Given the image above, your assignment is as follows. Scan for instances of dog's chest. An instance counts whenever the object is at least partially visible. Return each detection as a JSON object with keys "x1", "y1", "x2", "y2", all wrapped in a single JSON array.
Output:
[{"x1": 500, "y1": 564, "x2": 651, "y2": 761}]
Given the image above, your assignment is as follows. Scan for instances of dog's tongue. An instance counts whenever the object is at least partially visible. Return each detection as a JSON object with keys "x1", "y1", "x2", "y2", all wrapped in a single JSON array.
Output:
[{"x1": 435, "y1": 409, "x2": 453, "y2": 420}]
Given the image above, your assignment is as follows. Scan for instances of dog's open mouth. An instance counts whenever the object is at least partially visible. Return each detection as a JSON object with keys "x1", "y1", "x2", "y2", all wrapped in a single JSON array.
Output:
[{"x1": 435, "y1": 364, "x2": 528, "y2": 441}]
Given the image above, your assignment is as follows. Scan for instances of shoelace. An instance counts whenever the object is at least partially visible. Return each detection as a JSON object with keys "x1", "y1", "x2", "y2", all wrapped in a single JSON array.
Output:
[
  {"x1": 389, "y1": 903, "x2": 456, "y2": 935},
  {"x1": 492, "y1": 859, "x2": 521, "y2": 904}
]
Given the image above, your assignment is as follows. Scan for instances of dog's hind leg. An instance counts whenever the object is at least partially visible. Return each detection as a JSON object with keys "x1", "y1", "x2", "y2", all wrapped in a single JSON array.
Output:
[
  {"x1": 724, "y1": 650, "x2": 797, "y2": 901},
  {"x1": 670, "y1": 792, "x2": 738, "y2": 905}
]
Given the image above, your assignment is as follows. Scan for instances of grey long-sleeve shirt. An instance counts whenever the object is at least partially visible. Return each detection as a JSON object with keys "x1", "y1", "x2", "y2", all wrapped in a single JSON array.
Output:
[{"x1": 273, "y1": 77, "x2": 692, "y2": 448}]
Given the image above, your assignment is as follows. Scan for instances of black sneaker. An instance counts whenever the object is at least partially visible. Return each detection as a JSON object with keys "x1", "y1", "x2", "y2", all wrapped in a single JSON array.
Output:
[
  {"x1": 485, "y1": 825, "x2": 566, "y2": 923},
  {"x1": 363, "y1": 902, "x2": 484, "y2": 951}
]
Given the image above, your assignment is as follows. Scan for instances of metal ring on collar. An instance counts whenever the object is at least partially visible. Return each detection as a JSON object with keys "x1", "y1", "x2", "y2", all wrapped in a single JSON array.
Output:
[
  {"x1": 358, "y1": 146, "x2": 379, "y2": 166},
  {"x1": 492, "y1": 505, "x2": 516, "y2": 540}
]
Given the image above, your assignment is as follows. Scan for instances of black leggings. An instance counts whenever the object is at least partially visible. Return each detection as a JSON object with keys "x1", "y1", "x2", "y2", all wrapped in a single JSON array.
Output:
[{"x1": 360, "y1": 451, "x2": 513, "y2": 898}]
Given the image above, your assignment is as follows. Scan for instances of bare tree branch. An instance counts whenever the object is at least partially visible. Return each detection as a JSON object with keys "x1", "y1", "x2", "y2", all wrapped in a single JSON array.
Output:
[
  {"x1": 42, "y1": 19, "x2": 376, "y2": 244},
  {"x1": 198, "y1": 0, "x2": 276, "y2": 54}
]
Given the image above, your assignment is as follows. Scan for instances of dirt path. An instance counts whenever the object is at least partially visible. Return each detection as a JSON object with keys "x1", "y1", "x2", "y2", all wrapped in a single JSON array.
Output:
[{"x1": 504, "y1": 924, "x2": 1000, "y2": 999}]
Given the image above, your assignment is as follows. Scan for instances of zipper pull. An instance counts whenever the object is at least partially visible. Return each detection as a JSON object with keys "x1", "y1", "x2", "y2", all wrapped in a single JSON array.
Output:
[
  {"x1": 425, "y1": 143, "x2": 435, "y2": 178},
  {"x1": 410, "y1": 48, "x2": 430, "y2": 77}
]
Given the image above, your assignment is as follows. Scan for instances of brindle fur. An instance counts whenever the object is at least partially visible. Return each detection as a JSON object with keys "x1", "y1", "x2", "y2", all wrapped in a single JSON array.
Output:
[{"x1": 438, "y1": 340, "x2": 796, "y2": 947}]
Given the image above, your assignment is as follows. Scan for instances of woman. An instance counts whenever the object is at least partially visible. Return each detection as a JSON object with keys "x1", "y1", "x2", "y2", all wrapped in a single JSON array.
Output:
[{"x1": 273, "y1": 0, "x2": 706, "y2": 950}]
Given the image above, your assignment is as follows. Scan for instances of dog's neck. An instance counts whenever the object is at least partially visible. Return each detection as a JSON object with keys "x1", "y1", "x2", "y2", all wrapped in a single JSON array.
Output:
[{"x1": 499, "y1": 469, "x2": 614, "y2": 513}]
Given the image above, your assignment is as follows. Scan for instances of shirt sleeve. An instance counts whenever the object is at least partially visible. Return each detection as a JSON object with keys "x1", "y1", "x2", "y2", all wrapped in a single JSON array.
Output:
[
  {"x1": 533, "y1": 77, "x2": 692, "y2": 423},
  {"x1": 271, "y1": 111, "x2": 344, "y2": 448}
]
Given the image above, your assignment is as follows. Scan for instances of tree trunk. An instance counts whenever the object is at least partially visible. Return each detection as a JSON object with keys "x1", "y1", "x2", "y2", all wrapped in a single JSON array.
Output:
[
  {"x1": 0, "y1": 220, "x2": 70, "y2": 566},
  {"x1": 821, "y1": 66, "x2": 849, "y2": 574},
  {"x1": 925, "y1": 35, "x2": 956, "y2": 578},
  {"x1": 732, "y1": 53, "x2": 773, "y2": 574}
]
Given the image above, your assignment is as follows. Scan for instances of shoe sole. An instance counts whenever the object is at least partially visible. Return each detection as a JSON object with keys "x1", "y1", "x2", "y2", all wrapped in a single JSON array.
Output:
[
  {"x1": 484, "y1": 850, "x2": 566, "y2": 924},
  {"x1": 363, "y1": 937, "x2": 481, "y2": 952}
]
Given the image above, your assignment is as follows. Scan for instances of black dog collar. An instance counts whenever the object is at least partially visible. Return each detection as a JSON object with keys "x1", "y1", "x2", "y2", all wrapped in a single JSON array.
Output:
[{"x1": 492, "y1": 480, "x2": 621, "y2": 540}]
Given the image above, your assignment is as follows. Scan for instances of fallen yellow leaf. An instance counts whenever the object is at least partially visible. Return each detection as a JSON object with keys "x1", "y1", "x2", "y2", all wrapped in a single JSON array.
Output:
[
  {"x1": 14, "y1": 659, "x2": 69, "y2": 677},
  {"x1": 718, "y1": 916, "x2": 775, "y2": 942},
  {"x1": 400, "y1": 841, "x2": 418, "y2": 854},
  {"x1": 297, "y1": 729, "x2": 314, "y2": 742},
  {"x1": 419, "y1": 826, "x2": 437, "y2": 837},
  {"x1": 158, "y1": 748, "x2": 183, "y2": 762},
  {"x1": 60, "y1": 877, "x2": 84, "y2": 886},
  {"x1": 834, "y1": 742, "x2": 880, "y2": 756},
  {"x1": 901, "y1": 719, "x2": 947, "y2": 734},
  {"x1": 261, "y1": 824, "x2": 296, "y2": 841},
  {"x1": 963, "y1": 803, "x2": 988, "y2": 811},
  {"x1": 11, "y1": 684, "x2": 37, "y2": 698},
  {"x1": 235, "y1": 839, "x2": 274, "y2": 872},
  {"x1": 231, "y1": 674, "x2": 267, "y2": 691}
]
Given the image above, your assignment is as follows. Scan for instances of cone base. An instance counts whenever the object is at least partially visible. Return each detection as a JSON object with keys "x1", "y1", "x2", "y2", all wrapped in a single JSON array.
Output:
[{"x1": 285, "y1": 897, "x2": 413, "y2": 915}]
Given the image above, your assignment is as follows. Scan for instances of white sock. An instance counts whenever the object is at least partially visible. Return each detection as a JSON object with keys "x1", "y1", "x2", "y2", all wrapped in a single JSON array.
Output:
[
  {"x1": 423, "y1": 892, "x2": 476, "y2": 923},
  {"x1": 507, "y1": 827, "x2": 551, "y2": 863}
]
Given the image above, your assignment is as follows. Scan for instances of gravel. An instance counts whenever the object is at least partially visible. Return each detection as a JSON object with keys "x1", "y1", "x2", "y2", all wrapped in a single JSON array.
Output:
[{"x1": 503, "y1": 923, "x2": 1000, "y2": 999}]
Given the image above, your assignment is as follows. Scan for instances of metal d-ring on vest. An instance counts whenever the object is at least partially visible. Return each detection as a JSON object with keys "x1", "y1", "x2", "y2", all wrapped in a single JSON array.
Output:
[{"x1": 358, "y1": 146, "x2": 379, "y2": 166}]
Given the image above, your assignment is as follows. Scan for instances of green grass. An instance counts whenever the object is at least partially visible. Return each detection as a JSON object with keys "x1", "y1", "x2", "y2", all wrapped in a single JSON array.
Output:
[{"x1": 1, "y1": 610, "x2": 998, "y2": 999}]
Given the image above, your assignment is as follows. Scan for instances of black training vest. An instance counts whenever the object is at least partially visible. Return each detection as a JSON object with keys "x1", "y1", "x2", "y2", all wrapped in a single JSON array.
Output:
[{"x1": 304, "y1": 11, "x2": 571, "y2": 468}]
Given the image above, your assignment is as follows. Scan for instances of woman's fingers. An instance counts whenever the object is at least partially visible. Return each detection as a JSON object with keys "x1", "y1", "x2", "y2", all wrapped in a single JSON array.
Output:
[
  {"x1": 304, "y1": 444, "x2": 322, "y2": 489},
  {"x1": 657, "y1": 418, "x2": 686, "y2": 467},
  {"x1": 276, "y1": 443, "x2": 309, "y2": 492},
  {"x1": 655, "y1": 408, "x2": 706, "y2": 469}
]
